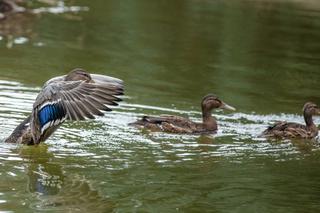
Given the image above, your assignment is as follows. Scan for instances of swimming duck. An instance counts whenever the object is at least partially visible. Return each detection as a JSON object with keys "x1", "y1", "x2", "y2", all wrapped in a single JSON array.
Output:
[
  {"x1": 130, "y1": 94, "x2": 236, "y2": 134},
  {"x1": 0, "y1": 0, "x2": 25, "y2": 19},
  {"x1": 261, "y1": 102, "x2": 320, "y2": 139},
  {"x1": 5, "y1": 68, "x2": 124, "y2": 145}
]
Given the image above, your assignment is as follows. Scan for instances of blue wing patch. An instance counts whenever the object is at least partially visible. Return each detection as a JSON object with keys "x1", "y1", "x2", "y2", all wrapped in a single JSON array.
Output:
[{"x1": 38, "y1": 103, "x2": 66, "y2": 129}]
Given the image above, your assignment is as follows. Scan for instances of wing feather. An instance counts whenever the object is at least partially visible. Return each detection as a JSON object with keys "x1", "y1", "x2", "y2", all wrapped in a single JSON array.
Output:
[{"x1": 31, "y1": 75, "x2": 123, "y2": 143}]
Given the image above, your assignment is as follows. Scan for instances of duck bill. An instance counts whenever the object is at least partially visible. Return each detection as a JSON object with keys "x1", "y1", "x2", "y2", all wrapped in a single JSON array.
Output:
[{"x1": 220, "y1": 102, "x2": 236, "y2": 111}]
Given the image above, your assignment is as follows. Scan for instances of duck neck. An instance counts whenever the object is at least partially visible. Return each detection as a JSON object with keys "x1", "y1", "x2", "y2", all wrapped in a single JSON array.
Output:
[
  {"x1": 202, "y1": 109, "x2": 217, "y2": 131},
  {"x1": 5, "y1": 115, "x2": 34, "y2": 144},
  {"x1": 304, "y1": 112, "x2": 316, "y2": 130}
]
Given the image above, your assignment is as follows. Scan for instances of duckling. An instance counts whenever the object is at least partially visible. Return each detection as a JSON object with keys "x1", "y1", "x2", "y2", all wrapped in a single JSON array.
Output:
[
  {"x1": 130, "y1": 94, "x2": 236, "y2": 134},
  {"x1": 5, "y1": 68, "x2": 124, "y2": 145},
  {"x1": 261, "y1": 102, "x2": 320, "y2": 139}
]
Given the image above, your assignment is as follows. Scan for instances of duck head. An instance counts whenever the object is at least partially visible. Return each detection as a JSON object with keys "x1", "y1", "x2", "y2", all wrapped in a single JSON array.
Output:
[
  {"x1": 201, "y1": 94, "x2": 236, "y2": 112},
  {"x1": 65, "y1": 68, "x2": 92, "y2": 82},
  {"x1": 303, "y1": 102, "x2": 320, "y2": 116},
  {"x1": 302, "y1": 102, "x2": 320, "y2": 129}
]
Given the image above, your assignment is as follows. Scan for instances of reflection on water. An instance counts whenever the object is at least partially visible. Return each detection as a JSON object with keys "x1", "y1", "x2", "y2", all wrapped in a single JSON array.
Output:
[
  {"x1": 18, "y1": 146, "x2": 114, "y2": 212},
  {"x1": 1, "y1": 0, "x2": 320, "y2": 212},
  {"x1": 0, "y1": 12, "x2": 35, "y2": 48},
  {"x1": 0, "y1": 0, "x2": 88, "y2": 48},
  {"x1": 30, "y1": 175, "x2": 115, "y2": 212},
  {"x1": 0, "y1": 144, "x2": 114, "y2": 212},
  {"x1": 1, "y1": 75, "x2": 320, "y2": 211},
  {"x1": 1, "y1": 78, "x2": 320, "y2": 211}
]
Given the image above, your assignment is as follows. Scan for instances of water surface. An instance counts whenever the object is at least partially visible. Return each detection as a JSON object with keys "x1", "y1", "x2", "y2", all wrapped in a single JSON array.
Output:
[{"x1": 1, "y1": 0, "x2": 320, "y2": 212}]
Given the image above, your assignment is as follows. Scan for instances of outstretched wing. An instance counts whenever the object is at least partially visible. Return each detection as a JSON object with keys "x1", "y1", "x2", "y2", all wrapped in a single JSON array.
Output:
[
  {"x1": 44, "y1": 73, "x2": 123, "y2": 87},
  {"x1": 31, "y1": 78, "x2": 123, "y2": 143}
]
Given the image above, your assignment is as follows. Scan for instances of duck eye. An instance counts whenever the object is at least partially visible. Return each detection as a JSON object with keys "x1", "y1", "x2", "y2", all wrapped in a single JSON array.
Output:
[{"x1": 80, "y1": 73, "x2": 89, "y2": 77}]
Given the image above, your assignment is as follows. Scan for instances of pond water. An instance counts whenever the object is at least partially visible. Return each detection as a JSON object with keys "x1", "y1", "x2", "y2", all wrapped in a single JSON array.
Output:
[{"x1": 1, "y1": 0, "x2": 320, "y2": 212}]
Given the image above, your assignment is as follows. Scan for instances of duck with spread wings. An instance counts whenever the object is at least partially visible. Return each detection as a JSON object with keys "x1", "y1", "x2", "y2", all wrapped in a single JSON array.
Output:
[{"x1": 5, "y1": 68, "x2": 124, "y2": 145}]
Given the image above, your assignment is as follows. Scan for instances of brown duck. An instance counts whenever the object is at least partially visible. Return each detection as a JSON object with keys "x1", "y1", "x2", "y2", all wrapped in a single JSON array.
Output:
[
  {"x1": 261, "y1": 102, "x2": 320, "y2": 139},
  {"x1": 0, "y1": 0, "x2": 25, "y2": 19},
  {"x1": 130, "y1": 94, "x2": 236, "y2": 134},
  {"x1": 5, "y1": 68, "x2": 124, "y2": 145}
]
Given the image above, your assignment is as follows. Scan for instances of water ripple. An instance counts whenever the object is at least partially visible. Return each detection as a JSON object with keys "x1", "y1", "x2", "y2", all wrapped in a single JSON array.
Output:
[{"x1": 0, "y1": 80, "x2": 319, "y2": 169}]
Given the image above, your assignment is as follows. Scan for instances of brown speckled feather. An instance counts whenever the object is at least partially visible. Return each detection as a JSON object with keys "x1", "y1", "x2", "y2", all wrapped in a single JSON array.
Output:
[
  {"x1": 133, "y1": 115, "x2": 200, "y2": 133},
  {"x1": 130, "y1": 94, "x2": 235, "y2": 134},
  {"x1": 261, "y1": 102, "x2": 320, "y2": 139},
  {"x1": 262, "y1": 121, "x2": 316, "y2": 139}
]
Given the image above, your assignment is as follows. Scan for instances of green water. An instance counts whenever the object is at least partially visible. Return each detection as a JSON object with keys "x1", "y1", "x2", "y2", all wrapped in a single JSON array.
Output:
[{"x1": 1, "y1": 0, "x2": 320, "y2": 212}]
